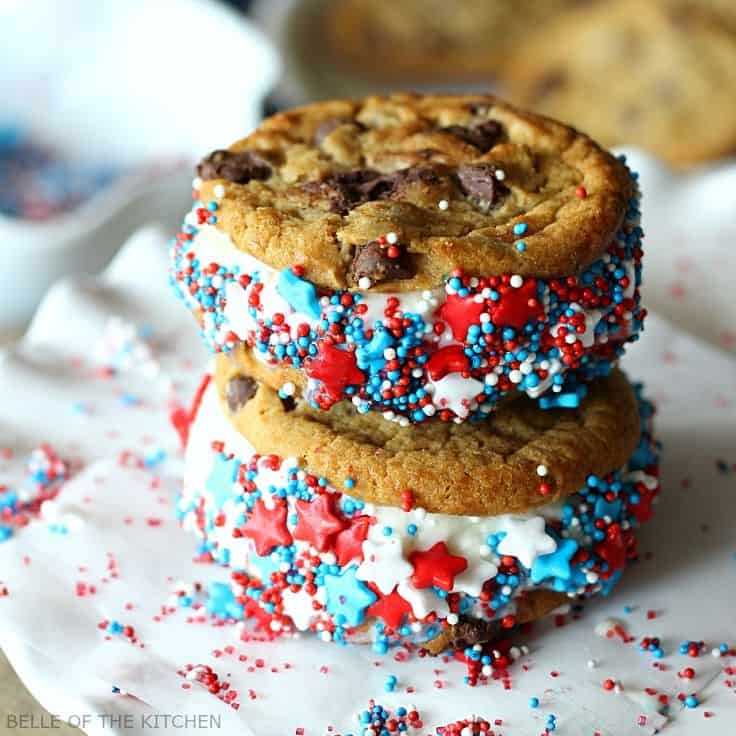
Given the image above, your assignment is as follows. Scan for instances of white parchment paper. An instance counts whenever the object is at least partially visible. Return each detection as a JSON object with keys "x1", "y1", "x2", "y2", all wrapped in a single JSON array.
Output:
[{"x1": 0, "y1": 156, "x2": 735, "y2": 736}]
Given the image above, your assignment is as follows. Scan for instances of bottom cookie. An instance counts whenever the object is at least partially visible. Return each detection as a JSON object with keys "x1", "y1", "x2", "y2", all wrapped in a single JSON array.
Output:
[{"x1": 177, "y1": 374, "x2": 660, "y2": 654}]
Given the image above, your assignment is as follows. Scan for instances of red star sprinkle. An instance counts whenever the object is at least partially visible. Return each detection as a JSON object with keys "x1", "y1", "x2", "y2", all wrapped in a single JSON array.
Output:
[
  {"x1": 425, "y1": 345, "x2": 471, "y2": 381},
  {"x1": 596, "y1": 524, "x2": 635, "y2": 578},
  {"x1": 439, "y1": 293, "x2": 485, "y2": 341},
  {"x1": 366, "y1": 586, "x2": 413, "y2": 629},
  {"x1": 293, "y1": 493, "x2": 347, "y2": 552},
  {"x1": 240, "y1": 499, "x2": 292, "y2": 556},
  {"x1": 334, "y1": 515, "x2": 373, "y2": 566},
  {"x1": 306, "y1": 342, "x2": 365, "y2": 397},
  {"x1": 492, "y1": 279, "x2": 544, "y2": 330},
  {"x1": 628, "y1": 486, "x2": 656, "y2": 523},
  {"x1": 409, "y1": 542, "x2": 467, "y2": 591}
]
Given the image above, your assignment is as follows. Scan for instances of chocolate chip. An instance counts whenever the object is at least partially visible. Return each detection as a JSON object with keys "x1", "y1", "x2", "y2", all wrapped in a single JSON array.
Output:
[
  {"x1": 421, "y1": 615, "x2": 502, "y2": 655},
  {"x1": 301, "y1": 168, "x2": 380, "y2": 214},
  {"x1": 360, "y1": 166, "x2": 442, "y2": 201},
  {"x1": 442, "y1": 120, "x2": 504, "y2": 152},
  {"x1": 447, "y1": 618, "x2": 501, "y2": 651},
  {"x1": 456, "y1": 163, "x2": 509, "y2": 211},
  {"x1": 302, "y1": 166, "x2": 442, "y2": 215},
  {"x1": 279, "y1": 395, "x2": 296, "y2": 413},
  {"x1": 197, "y1": 150, "x2": 272, "y2": 183},
  {"x1": 350, "y1": 241, "x2": 414, "y2": 286},
  {"x1": 225, "y1": 375, "x2": 257, "y2": 414},
  {"x1": 313, "y1": 116, "x2": 364, "y2": 145}
]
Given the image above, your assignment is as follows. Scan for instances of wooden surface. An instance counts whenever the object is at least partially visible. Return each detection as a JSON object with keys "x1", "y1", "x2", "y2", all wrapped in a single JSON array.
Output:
[
  {"x1": 1, "y1": 327, "x2": 81, "y2": 734},
  {"x1": 0, "y1": 651, "x2": 81, "y2": 734}
]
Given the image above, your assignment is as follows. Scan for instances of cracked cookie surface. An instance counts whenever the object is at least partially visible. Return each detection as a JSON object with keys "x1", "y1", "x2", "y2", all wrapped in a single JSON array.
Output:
[{"x1": 196, "y1": 94, "x2": 633, "y2": 291}]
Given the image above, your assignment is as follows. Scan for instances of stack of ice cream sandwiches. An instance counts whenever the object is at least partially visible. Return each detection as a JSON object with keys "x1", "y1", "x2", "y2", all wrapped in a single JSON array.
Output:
[{"x1": 169, "y1": 93, "x2": 660, "y2": 655}]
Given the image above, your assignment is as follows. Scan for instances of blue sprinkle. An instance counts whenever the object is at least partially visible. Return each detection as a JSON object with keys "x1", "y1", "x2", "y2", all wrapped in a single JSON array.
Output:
[
  {"x1": 513, "y1": 222, "x2": 528, "y2": 236},
  {"x1": 276, "y1": 268, "x2": 321, "y2": 320}
]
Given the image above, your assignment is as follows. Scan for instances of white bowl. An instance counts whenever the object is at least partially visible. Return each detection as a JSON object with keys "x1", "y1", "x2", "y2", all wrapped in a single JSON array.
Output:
[{"x1": 0, "y1": 0, "x2": 280, "y2": 330}]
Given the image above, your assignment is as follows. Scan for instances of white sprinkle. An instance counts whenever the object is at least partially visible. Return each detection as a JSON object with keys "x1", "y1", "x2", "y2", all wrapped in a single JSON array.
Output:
[
  {"x1": 192, "y1": 177, "x2": 202, "y2": 190},
  {"x1": 383, "y1": 348, "x2": 397, "y2": 360},
  {"x1": 510, "y1": 274, "x2": 523, "y2": 288},
  {"x1": 485, "y1": 373, "x2": 499, "y2": 386},
  {"x1": 587, "y1": 659, "x2": 598, "y2": 669},
  {"x1": 509, "y1": 369, "x2": 522, "y2": 384},
  {"x1": 186, "y1": 666, "x2": 206, "y2": 680},
  {"x1": 213, "y1": 183, "x2": 226, "y2": 198},
  {"x1": 386, "y1": 231, "x2": 398, "y2": 245},
  {"x1": 712, "y1": 648, "x2": 722, "y2": 658},
  {"x1": 447, "y1": 613, "x2": 459, "y2": 625},
  {"x1": 358, "y1": 276, "x2": 372, "y2": 289},
  {"x1": 495, "y1": 169, "x2": 506, "y2": 181},
  {"x1": 595, "y1": 618, "x2": 625, "y2": 638},
  {"x1": 536, "y1": 464, "x2": 548, "y2": 477},
  {"x1": 438, "y1": 199, "x2": 449, "y2": 210},
  {"x1": 281, "y1": 381, "x2": 296, "y2": 396}
]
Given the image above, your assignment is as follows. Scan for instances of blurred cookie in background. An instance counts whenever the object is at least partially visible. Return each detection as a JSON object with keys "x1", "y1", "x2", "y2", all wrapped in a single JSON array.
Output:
[
  {"x1": 499, "y1": 0, "x2": 736, "y2": 168},
  {"x1": 325, "y1": 0, "x2": 578, "y2": 81},
  {"x1": 257, "y1": 0, "x2": 590, "y2": 104}
]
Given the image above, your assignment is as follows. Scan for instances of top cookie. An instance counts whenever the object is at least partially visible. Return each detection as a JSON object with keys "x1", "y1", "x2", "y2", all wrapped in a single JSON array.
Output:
[
  {"x1": 195, "y1": 94, "x2": 633, "y2": 291},
  {"x1": 499, "y1": 1, "x2": 736, "y2": 168}
]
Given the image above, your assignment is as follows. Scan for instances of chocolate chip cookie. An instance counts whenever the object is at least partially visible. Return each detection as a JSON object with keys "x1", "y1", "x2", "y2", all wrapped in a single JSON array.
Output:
[
  {"x1": 499, "y1": 0, "x2": 736, "y2": 167},
  {"x1": 192, "y1": 93, "x2": 634, "y2": 288},
  {"x1": 213, "y1": 361, "x2": 641, "y2": 516},
  {"x1": 170, "y1": 94, "x2": 646, "y2": 424},
  {"x1": 178, "y1": 369, "x2": 660, "y2": 649},
  {"x1": 325, "y1": 0, "x2": 579, "y2": 81}
]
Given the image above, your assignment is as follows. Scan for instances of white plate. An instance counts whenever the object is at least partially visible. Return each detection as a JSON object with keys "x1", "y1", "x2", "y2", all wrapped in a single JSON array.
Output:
[{"x1": 0, "y1": 0, "x2": 280, "y2": 329}]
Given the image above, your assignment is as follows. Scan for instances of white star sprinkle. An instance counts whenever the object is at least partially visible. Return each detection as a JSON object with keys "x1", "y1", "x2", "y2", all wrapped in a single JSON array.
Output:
[
  {"x1": 496, "y1": 516, "x2": 557, "y2": 570},
  {"x1": 356, "y1": 537, "x2": 412, "y2": 594}
]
